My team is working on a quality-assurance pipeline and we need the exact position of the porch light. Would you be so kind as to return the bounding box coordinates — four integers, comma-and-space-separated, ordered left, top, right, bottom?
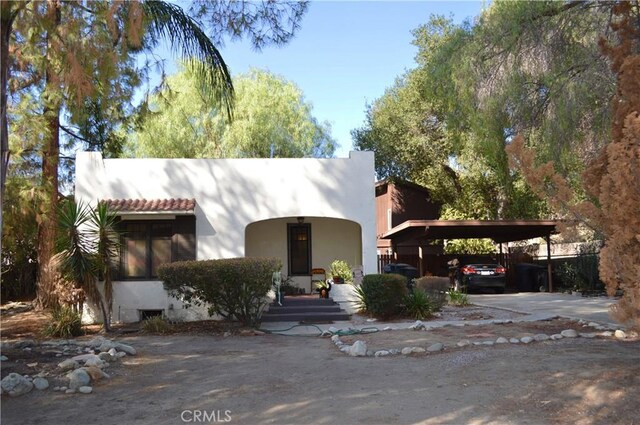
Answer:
297, 216, 305, 224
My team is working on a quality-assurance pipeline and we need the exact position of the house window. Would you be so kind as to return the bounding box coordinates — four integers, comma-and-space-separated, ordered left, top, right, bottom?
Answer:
287, 223, 311, 275
119, 216, 195, 280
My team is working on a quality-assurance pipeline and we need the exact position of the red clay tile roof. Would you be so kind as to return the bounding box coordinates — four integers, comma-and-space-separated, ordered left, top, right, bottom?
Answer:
103, 198, 196, 213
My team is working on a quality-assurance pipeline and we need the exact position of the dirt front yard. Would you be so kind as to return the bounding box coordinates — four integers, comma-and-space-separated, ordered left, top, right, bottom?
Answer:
2, 327, 639, 424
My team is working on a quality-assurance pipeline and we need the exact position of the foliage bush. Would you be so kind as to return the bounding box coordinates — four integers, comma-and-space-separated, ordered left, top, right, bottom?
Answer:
142, 316, 172, 334
159, 257, 282, 326
358, 273, 408, 319
447, 289, 470, 307
44, 306, 83, 338
414, 276, 449, 310
403, 289, 433, 320
329, 260, 353, 283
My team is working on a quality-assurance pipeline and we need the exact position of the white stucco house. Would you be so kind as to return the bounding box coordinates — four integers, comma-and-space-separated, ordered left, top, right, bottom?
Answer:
75, 151, 376, 323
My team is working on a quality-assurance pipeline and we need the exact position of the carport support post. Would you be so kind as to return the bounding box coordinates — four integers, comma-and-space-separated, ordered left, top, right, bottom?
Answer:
418, 245, 424, 277
546, 234, 553, 292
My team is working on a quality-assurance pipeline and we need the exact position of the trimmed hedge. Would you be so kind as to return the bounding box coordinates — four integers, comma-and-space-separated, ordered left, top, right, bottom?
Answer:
414, 276, 449, 310
159, 257, 282, 326
360, 273, 408, 319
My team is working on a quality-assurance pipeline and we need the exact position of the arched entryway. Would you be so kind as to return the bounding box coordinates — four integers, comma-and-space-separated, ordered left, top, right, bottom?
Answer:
245, 216, 362, 293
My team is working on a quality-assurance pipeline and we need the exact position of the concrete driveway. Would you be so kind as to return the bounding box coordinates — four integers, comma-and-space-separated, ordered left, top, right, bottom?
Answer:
468, 293, 621, 327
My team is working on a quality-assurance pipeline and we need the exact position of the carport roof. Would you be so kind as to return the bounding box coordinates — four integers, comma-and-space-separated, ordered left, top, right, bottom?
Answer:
380, 220, 558, 244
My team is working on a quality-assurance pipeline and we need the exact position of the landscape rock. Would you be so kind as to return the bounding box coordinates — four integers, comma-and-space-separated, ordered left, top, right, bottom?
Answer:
427, 343, 444, 352
401, 347, 413, 355
383, 326, 394, 331
98, 352, 114, 362
560, 329, 578, 338
349, 340, 367, 357
481, 341, 495, 346
58, 359, 80, 371
588, 322, 600, 328
84, 356, 105, 368
614, 330, 627, 339
67, 369, 91, 390
550, 334, 563, 340
14, 340, 36, 349
374, 350, 391, 357
495, 337, 508, 344
115, 352, 127, 358
579, 332, 597, 339
456, 339, 471, 347
520, 336, 534, 344
97, 341, 117, 352
534, 334, 550, 342
331, 335, 341, 344
71, 353, 100, 362
78, 386, 93, 394
82, 366, 109, 381
409, 320, 425, 330
33, 377, 49, 390
114, 343, 136, 356
1, 373, 34, 397
0, 355, 7, 361
82, 337, 107, 348
601, 331, 613, 337
65, 389, 76, 394
509, 338, 520, 344
339, 345, 351, 353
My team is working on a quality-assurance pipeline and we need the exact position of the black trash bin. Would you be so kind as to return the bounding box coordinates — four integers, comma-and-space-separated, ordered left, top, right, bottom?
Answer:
515, 263, 548, 292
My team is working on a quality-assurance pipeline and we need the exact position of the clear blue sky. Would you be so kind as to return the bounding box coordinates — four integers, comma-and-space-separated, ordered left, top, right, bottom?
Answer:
169, 1, 487, 157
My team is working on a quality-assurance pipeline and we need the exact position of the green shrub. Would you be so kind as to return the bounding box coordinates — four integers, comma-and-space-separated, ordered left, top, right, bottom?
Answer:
329, 260, 353, 283
414, 276, 449, 310
403, 289, 433, 320
44, 306, 83, 338
142, 316, 172, 334
359, 273, 407, 319
447, 289, 470, 306
159, 257, 282, 327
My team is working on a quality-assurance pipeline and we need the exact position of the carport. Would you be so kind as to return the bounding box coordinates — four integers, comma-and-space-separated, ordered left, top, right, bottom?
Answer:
380, 220, 559, 291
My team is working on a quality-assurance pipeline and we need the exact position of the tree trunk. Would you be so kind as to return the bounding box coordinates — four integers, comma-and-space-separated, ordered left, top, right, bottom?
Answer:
0, 2, 19, 274
35, 0, 61, 309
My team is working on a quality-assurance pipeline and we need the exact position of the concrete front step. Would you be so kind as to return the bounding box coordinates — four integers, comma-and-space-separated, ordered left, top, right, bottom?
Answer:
267, 305, 342, 314
260, 311, 352, 323
280, 297, 338, 306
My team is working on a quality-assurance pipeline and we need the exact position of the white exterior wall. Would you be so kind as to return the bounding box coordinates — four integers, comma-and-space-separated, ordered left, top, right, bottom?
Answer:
75, 151, 376, 323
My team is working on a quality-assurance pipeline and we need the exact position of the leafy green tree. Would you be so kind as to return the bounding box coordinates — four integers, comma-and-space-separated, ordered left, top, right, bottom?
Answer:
2, 1, 307, 308
130, 67, 335, 158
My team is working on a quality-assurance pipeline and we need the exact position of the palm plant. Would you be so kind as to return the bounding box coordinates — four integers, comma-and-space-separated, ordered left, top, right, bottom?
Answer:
54, 200, 120, 331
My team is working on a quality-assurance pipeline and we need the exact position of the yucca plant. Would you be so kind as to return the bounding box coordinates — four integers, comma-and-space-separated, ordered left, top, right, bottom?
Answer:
403, 289, 433, 320
44, 305, 83, 338
54, 200, 120, 331
447, 289, 470, 307
142, 315, 172, 334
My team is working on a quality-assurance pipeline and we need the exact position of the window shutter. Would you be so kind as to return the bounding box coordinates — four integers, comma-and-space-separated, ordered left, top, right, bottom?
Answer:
172, 216, 196, 261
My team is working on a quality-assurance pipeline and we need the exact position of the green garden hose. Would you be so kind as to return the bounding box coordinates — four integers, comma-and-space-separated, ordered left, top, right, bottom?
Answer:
259, 324, 380, 337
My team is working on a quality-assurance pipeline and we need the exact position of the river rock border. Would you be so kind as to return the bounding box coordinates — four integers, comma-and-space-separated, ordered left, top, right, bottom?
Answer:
0, 336, 136, 397
329, 317, 636, 358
